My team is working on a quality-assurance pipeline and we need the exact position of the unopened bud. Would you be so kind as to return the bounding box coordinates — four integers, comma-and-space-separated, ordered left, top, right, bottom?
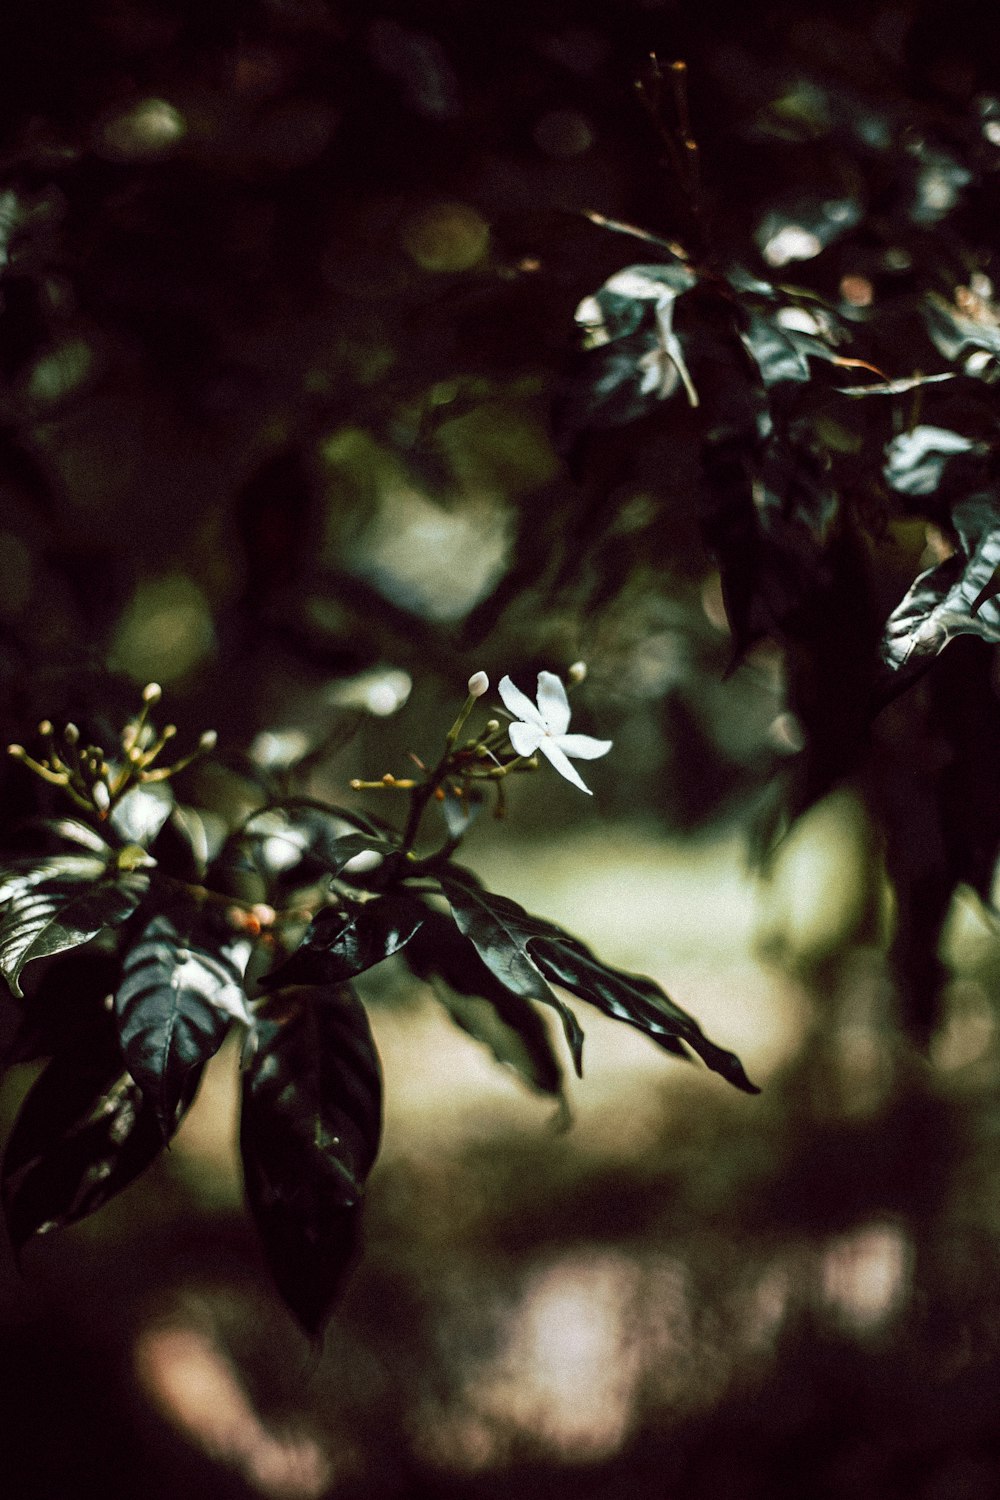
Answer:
64, 723, 80, 745
38, 720, 53, 737
198, 730, 217, 752
485, 719, 500, 734
468, 671, 489, 698
163, 724, 177, 741
7, 744, 25, 759
142, 683, 162, 704
567, 661, 587, 685
92, 782, 111, 814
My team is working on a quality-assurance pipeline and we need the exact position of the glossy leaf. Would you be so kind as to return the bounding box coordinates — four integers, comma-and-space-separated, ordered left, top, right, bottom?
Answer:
880, 494, 1000, 691
115, 913, 252, 1134
0, 870, 148, 997
240, 984, 383, 1335
530, 934, 759, 1093
2, 1036, 164, 1250
437, 867, 584, 1075
0, 852, 107, 906
403, 909, 563, 1097
439, 866, 757, 1093
264, 891, 425, 990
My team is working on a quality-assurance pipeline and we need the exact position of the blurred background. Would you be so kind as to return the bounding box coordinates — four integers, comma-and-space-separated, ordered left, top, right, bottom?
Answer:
3, 0, 1000, 1495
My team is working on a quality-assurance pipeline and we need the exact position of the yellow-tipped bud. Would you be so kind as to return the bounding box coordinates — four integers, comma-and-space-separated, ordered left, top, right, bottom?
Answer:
485, 719, 500, 734
199, 730, 218, 752
38, 720, 53, 737
64, 723, 80, 745
567, 661, 587, 685
467, 671, 489, 698
142, 683, 162, 704
7, 744, 25, 759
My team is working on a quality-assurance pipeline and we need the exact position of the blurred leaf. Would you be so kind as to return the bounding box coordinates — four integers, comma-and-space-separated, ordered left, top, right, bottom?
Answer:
439, 783, 484, 839
240, 984, 382, 1336
108, 782, 175, 848
2, 1042, 163, 1251
242, 803, 392, 889
0, 868, 147, 997
403, 909, 563, 1097
741, 307, 845, 388
924, 293, 1000, 363
115, 913, 251, 1135
882, 426, 981, 498
554, 262, 698, 453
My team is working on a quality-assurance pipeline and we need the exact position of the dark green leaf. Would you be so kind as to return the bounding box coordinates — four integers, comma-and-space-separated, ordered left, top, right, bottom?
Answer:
439, 866, 758, 1093
241, 984, 382, 1336
403, 910, 563, 1097
0, 852, 107, 906
2, 1036, 164, 1250
880, 494, 1000, 692
0, 870, 148, 997
264, 891, 425, 990
115, 914, 251, 1135
529, 934, 759, 1094
436, 867, 585, 1075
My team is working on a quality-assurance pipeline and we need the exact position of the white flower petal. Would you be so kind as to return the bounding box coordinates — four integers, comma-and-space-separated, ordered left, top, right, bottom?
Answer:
498, 675, 545, 728
535, 671, 571, 735
555, 733, 613, 761
508, 720, 544, 757
538, 737, 593, 794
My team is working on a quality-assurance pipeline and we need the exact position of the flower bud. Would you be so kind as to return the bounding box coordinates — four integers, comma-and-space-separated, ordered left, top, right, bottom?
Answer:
198, 730, 218, 752
92, 781, 111, 814
567, 661, 587, 685
467, 671, 489, 698
142, 683, 162, 704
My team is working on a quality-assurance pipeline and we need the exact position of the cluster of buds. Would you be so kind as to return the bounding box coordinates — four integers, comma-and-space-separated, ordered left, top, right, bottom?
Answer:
8, 683, 218, 819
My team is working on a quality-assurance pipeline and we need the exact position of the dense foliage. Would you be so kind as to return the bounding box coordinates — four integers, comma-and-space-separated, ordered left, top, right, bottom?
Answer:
5, 12, 1000, 1492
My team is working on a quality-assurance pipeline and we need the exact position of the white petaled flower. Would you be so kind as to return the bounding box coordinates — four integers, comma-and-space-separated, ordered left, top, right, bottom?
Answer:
498, 671, 612, 795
